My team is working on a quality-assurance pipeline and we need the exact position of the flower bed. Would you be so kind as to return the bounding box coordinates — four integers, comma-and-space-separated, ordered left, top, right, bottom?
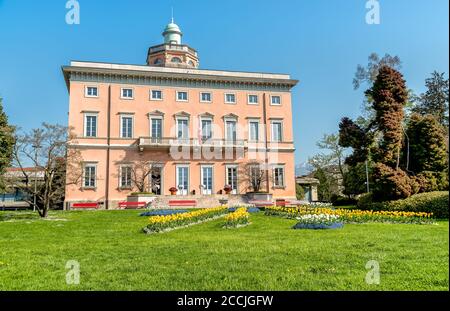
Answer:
265, 206, 434, 224
143, 207, 228, 233
293, 214, 343, 230
140, 209, 188, 217
223, 207, 250, 228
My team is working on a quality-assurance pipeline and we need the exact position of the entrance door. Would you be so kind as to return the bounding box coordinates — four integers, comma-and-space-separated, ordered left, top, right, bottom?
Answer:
226, 166, 238, 194
201, 166, 213, 195
176, 165, 189, 195
150, 165, 162, 195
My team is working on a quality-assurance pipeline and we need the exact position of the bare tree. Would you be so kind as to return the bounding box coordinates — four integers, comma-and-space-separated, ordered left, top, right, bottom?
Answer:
240, 161, 270, 193
12, 123, 82, 218
115, 159, 161, 193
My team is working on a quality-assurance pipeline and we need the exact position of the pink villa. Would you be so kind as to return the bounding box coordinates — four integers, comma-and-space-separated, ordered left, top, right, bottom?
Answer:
62, 20, 298, 209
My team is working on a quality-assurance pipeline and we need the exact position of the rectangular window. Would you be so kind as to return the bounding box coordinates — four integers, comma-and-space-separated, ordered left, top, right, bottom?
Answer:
176, 91, 188, 101
151, 118, 162, 139
121, 115, 133, 138
85, 86, 98, 97
84, 114, 97, 137
248, 94, 258, 104
121, 88, 133, 99
120, 166, 132, 188
150, 90, 163, 100
200, 92, 212, 103
271, 121, 283, 142
176, 119, 189, 140
249, 121, 259, 141
84, 164, 96, 188
226, 166, 238, 194
271, 95, 281, 105
273, 166, 285, 187
225, 120, 237, 142
201, 119, 212, 140
225, 93, 236, 104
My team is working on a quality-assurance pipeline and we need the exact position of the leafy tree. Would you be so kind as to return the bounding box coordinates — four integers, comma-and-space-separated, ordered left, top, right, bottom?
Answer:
412, 71, 449, 129
353, 53, 402, 90
372, 163, 418, 201
0, 97, 15, 191
342, 162, 371, 197
312, 167, 334, 202
338, 117, 372, 166
405, 113, 448, 173
295, 183, 305, 200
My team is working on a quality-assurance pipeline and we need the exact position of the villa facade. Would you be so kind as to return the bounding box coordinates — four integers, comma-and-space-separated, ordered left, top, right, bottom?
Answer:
63, 20, 298, 209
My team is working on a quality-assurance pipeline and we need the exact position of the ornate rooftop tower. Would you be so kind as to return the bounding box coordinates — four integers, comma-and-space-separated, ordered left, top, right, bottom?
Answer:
146, 18, 199, 68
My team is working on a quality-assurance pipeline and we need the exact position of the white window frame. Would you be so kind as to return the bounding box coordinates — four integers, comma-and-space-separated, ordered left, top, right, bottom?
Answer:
270, 95, 282, 106
83, 113, 98, 138
83, 163, 97, 188
120, 87, 134, 100
85, 86, 98, 98
272, 165, 286, 188
224, 93, 236, 104
225, 164, 238, 194
150, 89, 163, 101
248, 119, 260, 142
247, 94, 259, 105
224, 117, 238, 141
200, 91, 212, 103
200, 165, 214, 195
176, 164, 190, 195
149, 116, 163, 139
200, 117, 213, 141
176, 117, 190, 140
119, 165, 133, 189
120, 114, 134, 139
270, 120, 283, 142
176, 90, 189, 102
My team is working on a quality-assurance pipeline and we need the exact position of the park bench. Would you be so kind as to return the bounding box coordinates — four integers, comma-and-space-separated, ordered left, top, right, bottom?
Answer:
118, 201, 147, 209
71, 202, 99, 209
168, 199, 197, 207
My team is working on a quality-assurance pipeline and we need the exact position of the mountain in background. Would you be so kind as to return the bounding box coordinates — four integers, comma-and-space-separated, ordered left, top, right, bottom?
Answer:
295, 162, 313, 177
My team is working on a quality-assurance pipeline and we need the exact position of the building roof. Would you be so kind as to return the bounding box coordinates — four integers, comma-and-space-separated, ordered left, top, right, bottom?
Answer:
5, 167, 45, 179
296, 176, 320, 185
62, 61, 298, 91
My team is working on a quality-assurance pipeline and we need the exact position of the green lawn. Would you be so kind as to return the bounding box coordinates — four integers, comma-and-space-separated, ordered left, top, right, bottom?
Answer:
0, 210, 448, 290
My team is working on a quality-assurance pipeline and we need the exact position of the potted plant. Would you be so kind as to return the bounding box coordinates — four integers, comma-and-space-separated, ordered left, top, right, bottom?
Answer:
223, 184, 232, 194
169, 187, 178, 195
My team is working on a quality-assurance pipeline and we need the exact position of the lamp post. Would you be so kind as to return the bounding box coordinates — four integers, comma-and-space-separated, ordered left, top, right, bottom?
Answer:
32, 144, 40, 212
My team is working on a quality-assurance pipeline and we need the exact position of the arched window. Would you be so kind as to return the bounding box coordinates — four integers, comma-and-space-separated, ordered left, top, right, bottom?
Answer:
153, 58, 163, 65
188, 60, 195, 67
171, 57, 182, 63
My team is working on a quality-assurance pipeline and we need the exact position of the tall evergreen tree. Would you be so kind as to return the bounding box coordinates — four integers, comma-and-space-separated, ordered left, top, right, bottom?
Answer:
412, 71, 449, 129
0, 98, 15, 190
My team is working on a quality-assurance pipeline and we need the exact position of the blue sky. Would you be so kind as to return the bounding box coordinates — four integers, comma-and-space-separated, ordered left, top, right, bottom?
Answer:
0, 0, 448, 166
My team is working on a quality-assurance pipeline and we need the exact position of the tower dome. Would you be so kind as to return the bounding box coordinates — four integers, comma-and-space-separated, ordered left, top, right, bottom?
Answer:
162, 19, 182, 44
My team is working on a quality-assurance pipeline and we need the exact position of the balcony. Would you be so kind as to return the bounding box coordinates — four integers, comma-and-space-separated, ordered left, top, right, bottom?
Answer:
138, 137, 247, 150
148, 44, 198, 57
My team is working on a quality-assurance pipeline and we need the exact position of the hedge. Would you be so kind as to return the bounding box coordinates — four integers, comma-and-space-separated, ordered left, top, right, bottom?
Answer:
357, 191, 449, 219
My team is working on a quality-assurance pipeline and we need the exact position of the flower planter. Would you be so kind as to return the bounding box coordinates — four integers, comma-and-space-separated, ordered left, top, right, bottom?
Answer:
246, 192, 273, 202
127, 193, 156, 205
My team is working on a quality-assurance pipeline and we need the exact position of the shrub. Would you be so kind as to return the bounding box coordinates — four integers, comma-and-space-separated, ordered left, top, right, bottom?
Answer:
331, 195, 357, 206
357, 193, 387, 211
386, 191, 449, 219
414, 171, 449, 193
296, 184, 305, 200
372, 163, 418, 201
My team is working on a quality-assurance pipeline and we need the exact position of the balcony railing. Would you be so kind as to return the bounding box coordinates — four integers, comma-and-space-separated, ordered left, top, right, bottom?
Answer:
139, 137, 246, 148
149, 44, 198, 56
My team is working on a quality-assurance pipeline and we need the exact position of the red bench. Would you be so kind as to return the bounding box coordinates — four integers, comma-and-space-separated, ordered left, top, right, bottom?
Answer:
168, 200, 197, 207
71, 202, 99, 209
248, 200, 274, 207
118, 201, 147, 209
